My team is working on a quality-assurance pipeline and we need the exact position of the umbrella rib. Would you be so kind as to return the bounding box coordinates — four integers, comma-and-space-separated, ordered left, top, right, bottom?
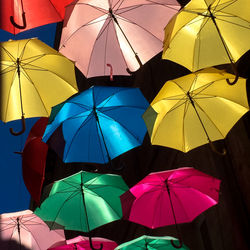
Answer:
19, 67, 50, 116
115, 15, 162, 42
47, 0, 64, 19
97, 111, 144, 144
46, 189, 82, 230
192, 98, 225, 138
215, 15, 250, 29
59, 15, 108, 50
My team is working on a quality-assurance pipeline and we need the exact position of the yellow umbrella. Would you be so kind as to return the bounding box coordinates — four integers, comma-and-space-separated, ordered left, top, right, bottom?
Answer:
143, 68, 249, 154
0, 38, 78, 135
162, 0, 250, 85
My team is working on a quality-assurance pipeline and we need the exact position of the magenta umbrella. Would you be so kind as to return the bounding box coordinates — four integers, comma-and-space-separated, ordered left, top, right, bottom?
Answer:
120, 167, 221, 248
0, 210, 65, 250
59, 0, 180, 78
49, 236, 118, 250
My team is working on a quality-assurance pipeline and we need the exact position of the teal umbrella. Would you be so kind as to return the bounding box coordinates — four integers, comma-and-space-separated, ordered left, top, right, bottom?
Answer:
115, 235, 190, 250
35, 171, 128, 249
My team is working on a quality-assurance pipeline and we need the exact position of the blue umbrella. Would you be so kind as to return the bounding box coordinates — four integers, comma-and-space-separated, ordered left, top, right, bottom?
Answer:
42, 86, 149, 164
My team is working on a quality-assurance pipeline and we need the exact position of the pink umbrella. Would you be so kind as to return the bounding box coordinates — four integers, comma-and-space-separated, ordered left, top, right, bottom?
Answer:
59, 0, 180, 78
0, 209, 65, 250
120, 167, 221, 247
22, 117, 49, 205
49, 235, 118, 250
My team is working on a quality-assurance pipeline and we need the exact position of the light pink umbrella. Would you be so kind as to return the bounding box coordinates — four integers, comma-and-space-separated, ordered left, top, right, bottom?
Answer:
120, 167, 221, 247
59, 0, 180, 78
0, 210, 65, 250
49, 235, 118, 250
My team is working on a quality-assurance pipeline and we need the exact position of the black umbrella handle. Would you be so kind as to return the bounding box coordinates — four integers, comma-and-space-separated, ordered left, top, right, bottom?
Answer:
10, 12, 27, 29
10, 115, 26, 136
89, 236, 103, 250
226, 63, 239, 85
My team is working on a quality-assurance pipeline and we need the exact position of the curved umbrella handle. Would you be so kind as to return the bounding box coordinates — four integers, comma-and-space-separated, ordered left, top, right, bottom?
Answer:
171, 239, 183, 248
10, 12, 27, 29
209, 140, 226, 156
226, 63, 239, 85
106, 64, 113, 81
89, 236, 103, 250
10, 115, 26, 136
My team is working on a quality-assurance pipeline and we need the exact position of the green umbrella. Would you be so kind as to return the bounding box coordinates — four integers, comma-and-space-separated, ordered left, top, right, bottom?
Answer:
115, 235, 190, 250
35, 171, 128, 249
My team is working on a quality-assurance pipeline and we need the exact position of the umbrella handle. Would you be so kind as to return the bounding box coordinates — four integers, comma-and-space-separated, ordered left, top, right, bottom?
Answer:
89, 236, 103, 250
106, 64, 113, 81
209, 140, 226, 156
171, 239, 183, 249
226, 63, 239, 85
10, 12, 27, 29
10, 115, 26, 136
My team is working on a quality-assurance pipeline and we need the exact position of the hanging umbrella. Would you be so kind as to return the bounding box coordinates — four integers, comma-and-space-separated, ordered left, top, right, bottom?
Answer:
49, 235, 118, 250
35, 171, 129, 250
21, 117, 49, 205
0, 38, 78, 135
59, 0, 181, 78
0, 0, 73, 34
0, 209, 65, 250
120, 167, 221, 247
42, 86, 149, 165
115, 235, 190, 250
142, 68, 249, 154
162, 0, 250, 85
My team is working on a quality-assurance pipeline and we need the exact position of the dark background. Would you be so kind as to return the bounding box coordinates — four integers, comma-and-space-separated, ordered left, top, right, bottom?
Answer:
41, 1, 250, 249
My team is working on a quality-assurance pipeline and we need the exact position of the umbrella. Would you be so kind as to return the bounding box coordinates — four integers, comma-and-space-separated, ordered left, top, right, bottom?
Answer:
49, 235, 118, 249
162, 0, 250, 85
59, 0, 181, 78
115, 235, 190, 249
21, 117, 49, 205
0, 209, 65, 250
0, 0, 73, 34
34, 171, 129, 250
142, 68, 249, 154
0, 38, 78, 135
120, 167, 221, 247
42, 86, 149, 165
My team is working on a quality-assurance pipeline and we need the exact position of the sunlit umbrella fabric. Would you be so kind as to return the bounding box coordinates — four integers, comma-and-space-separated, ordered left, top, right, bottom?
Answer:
143, 68, 249, 153
162, 0, 250, 72
0, 38, 78, 123
121, 167, 221, 228
43, 86, 149, 163
115, 235, 190, 250
0, 209, 65, 250
35, 171, 129, 232
0, 0, 73, 34
59, 0, 180, 77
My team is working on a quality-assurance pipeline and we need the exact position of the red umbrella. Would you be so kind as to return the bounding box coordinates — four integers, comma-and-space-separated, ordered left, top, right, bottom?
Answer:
121, 167, 221, 247
22, 117, 48, 204
59, 0, 181, 78
49, 235, 118, 250
0, 0, 73, 34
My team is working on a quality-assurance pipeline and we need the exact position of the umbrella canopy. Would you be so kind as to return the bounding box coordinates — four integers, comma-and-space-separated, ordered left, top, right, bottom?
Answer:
0, 209, 65, 250
42, 86, 149, 164
22, 117, 49, 205
142, 68, 249, 153
0, 0, 73, 34
49, 235, 118, 250
115, 235, 190, 250
121, 167, 221, 228
162, 0, 250, 83
34, 171, 129, 232
0, 38, 78, 135
59, 0, 180, 77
